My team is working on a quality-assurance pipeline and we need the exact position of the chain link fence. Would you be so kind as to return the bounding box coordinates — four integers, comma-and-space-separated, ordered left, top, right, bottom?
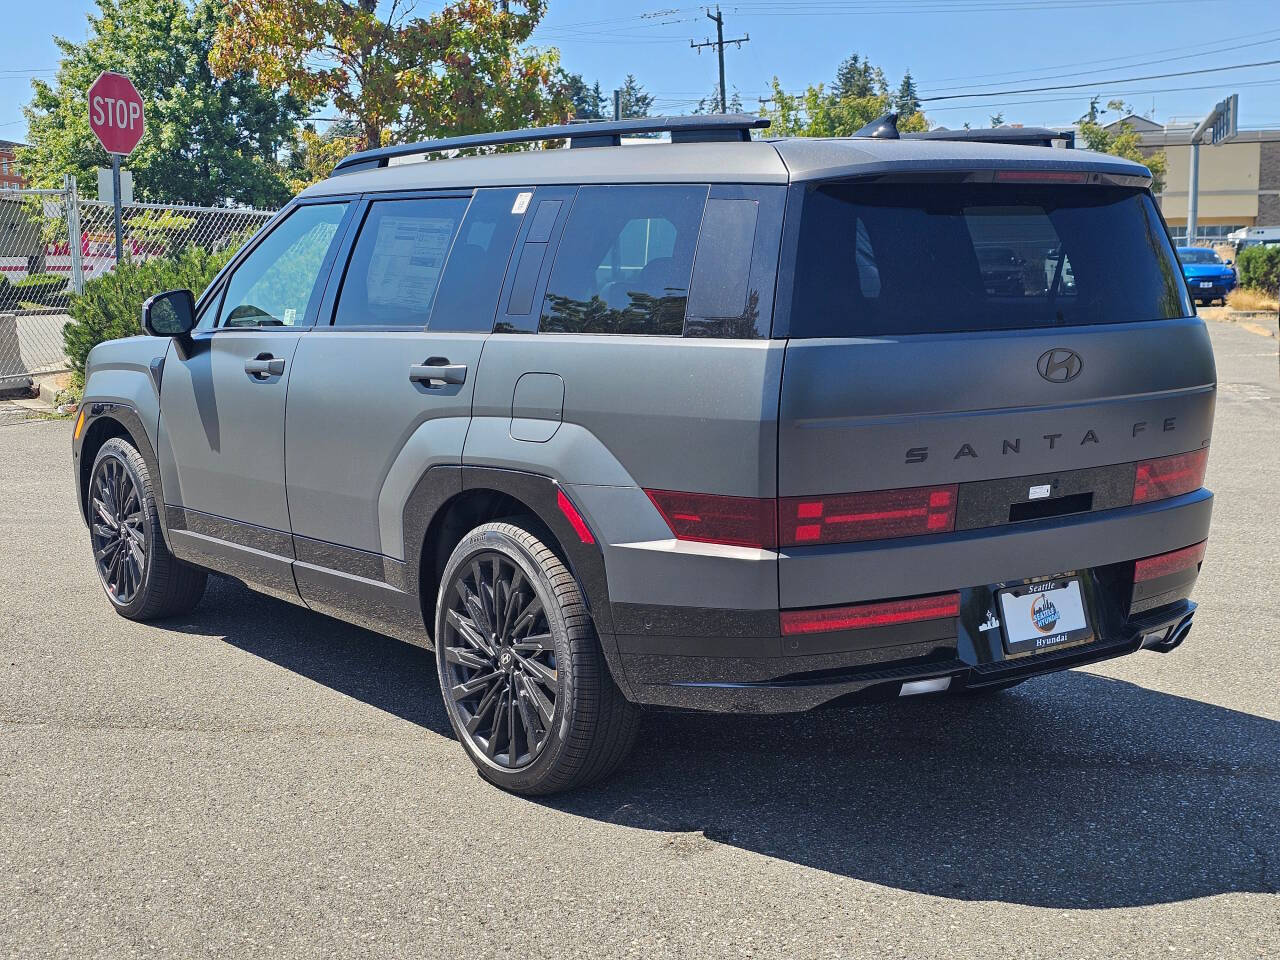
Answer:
0, 178, 274, 387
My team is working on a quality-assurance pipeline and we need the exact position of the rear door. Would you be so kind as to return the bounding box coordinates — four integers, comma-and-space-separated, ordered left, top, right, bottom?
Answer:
283, 188, 528, 635
774, 178, 1215, 607
158, 199, 352, 600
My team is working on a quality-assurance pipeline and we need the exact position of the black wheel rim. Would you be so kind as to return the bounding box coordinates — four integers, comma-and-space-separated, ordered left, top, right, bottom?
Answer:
90, 456, 146, 605
441, 551, 557, 769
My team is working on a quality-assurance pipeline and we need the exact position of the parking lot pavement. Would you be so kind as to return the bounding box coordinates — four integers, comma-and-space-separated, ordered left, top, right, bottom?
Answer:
1, 319, 1277, 960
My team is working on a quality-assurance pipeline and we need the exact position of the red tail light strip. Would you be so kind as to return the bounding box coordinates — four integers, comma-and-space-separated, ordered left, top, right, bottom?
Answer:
556, 489, 596, 545
779, 485, 957, 546
1133, 540, 1207, 583
780, 592, 961, 636
1133, 449, 1209, 504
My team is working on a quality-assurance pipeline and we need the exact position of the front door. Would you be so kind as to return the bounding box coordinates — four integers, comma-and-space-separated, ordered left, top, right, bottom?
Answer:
284, 189, 530, 637
157, 200, 352, 599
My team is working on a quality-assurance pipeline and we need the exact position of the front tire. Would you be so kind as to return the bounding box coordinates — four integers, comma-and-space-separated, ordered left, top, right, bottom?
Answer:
435, 521, 638, 795
88, 437, 207, 620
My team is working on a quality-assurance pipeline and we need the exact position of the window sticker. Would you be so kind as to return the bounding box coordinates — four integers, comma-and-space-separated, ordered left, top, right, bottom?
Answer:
366, 216, 456, 309
512, 191, 532, 215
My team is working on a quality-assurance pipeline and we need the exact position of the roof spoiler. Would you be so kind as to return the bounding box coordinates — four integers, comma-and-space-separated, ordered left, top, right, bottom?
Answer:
903, 127, 1076, 149
329, 114, 772, 176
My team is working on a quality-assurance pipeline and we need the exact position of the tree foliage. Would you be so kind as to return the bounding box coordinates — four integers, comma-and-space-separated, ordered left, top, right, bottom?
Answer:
693, 85, 744, 115
760, 78, 929, 138
833, 52, 887, 100
1077, 99, 1167, 193
20, 0, 303, 208
212, 0, 570, 150
894, 70, 920, 116
617, 74, 654, 120
563, 72, 609, 120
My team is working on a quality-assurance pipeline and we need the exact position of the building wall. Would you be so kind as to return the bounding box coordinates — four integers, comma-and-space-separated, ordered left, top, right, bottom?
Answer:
1259, 141, 1280, 226
1157, 140, 1260, 226
0, 148, 26, 190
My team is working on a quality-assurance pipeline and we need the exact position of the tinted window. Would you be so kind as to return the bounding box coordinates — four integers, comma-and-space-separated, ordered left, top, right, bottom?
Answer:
429, 189, 529, 332
332, 197, 468, 328
789, 183, 1190, 337
218, 203, 348, 328
686, 198, 759, 336
540, 185, 707, 335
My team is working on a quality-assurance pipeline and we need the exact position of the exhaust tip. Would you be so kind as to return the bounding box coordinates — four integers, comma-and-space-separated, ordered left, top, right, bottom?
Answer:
1145, 614, 1194, 653
900, 676, 952, 696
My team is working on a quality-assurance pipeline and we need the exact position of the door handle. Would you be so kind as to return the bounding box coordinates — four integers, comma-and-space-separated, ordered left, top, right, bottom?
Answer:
245, 355, 286, 378
409, 358, 468, 386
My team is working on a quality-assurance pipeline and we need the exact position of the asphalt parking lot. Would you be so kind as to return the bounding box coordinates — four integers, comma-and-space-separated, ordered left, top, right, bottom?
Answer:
1, 319, 1277, 959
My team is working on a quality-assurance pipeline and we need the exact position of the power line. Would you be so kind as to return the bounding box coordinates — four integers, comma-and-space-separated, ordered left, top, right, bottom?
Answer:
919, 57, 1280, 102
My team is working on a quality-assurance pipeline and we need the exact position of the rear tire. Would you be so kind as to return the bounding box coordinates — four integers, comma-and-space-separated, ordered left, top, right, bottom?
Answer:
435, 520, 639, 795
88, 437, 207, 621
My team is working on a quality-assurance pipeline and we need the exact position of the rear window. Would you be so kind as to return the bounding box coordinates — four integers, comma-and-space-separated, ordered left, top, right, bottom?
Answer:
788, 182, 1190, 338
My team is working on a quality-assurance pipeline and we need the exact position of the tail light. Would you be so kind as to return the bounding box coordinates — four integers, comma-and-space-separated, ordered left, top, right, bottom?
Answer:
1134, 540, 1207, 583
780, 592, 961, 636
778, 485, 957, 546
1133, 448, 1208, 504
644, 489, 777, 549
994, 169, 1089, 183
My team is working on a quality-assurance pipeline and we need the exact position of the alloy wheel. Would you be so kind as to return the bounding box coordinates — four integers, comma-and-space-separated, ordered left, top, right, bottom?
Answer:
441, 551, 558, 769
89, 456, 146, 605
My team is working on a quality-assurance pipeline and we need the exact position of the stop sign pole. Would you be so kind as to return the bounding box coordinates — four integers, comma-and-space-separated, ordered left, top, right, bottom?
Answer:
87, 71, 146, 265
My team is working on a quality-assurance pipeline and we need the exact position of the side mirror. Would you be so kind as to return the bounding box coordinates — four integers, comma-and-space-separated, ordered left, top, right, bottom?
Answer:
142, 289, 196, 338
1225, 259, 1234, 265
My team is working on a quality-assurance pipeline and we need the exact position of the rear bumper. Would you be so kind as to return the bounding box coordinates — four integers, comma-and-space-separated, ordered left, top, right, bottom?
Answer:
606, 490, 1211, 712
621, 600, 1196, 713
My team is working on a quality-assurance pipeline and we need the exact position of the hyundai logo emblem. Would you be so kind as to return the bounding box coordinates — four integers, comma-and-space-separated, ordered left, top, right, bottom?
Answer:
1037, 348, 1083, 383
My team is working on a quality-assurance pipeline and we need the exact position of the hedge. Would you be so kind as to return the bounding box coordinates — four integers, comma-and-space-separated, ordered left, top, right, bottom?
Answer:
1236, 245, 1280, 294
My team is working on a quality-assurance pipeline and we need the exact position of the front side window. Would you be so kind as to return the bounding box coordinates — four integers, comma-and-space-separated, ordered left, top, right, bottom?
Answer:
540, 185, 708, 335
217, 203, 348, 328
332, 197, 469, 328
789, 182, 1190, 337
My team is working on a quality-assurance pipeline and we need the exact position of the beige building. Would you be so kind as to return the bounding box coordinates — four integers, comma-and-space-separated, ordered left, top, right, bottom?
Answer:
1104, 115, 1280, 242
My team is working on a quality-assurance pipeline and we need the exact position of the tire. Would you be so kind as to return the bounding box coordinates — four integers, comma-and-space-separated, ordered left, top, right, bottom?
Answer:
87, 437, 207, 621
435, 520, 639, 795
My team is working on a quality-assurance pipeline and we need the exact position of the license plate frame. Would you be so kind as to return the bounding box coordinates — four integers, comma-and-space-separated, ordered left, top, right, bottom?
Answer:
1198, 281, 1214, 288
998, 576, 1094, 657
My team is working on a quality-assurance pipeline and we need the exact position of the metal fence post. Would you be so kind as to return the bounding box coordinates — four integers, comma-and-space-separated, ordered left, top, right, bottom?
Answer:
64, 174, 86, 296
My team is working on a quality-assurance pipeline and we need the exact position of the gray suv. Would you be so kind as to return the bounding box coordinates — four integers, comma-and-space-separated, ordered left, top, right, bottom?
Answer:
72, 115, 1214, 794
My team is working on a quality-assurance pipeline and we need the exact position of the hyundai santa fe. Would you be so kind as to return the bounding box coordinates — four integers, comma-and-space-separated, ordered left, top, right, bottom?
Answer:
71, 114, 1214, 795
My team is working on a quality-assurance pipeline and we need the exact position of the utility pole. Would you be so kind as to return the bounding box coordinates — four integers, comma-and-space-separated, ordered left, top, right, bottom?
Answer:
690, 6, 748, 114
613, 89, 621, 121
1186, 93, 1238, 244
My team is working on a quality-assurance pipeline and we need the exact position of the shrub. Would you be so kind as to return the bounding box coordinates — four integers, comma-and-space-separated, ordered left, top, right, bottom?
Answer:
11, 273, 72, 309
1236, 245, 1280, 294
63, 246, 236, 378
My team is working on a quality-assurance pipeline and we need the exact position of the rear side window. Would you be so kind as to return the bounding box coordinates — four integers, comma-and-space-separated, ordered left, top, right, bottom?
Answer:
788, 182, 1190, 337
429, 188, 527, 332
539, 185, 708, 335
332, 197, 468, 328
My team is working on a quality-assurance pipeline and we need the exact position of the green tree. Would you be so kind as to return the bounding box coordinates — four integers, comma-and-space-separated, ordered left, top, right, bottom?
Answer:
212, 0, 569, 151
618, 74, 654, 119
563, 72, 608, 120
760, 77, 929, 138
832, 52, 886, 100
894, 70, 920, 116
989, 112, 1005, 127
1078, 99, 1167, 192
692, 84, 744, 115
19, 0, 303, 208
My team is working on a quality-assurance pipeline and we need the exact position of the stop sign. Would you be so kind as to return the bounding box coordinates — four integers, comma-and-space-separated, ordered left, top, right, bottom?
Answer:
88, 71, 145, 156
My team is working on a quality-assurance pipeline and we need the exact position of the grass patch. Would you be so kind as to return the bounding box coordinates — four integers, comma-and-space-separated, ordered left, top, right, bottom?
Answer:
1226, 288, 1279, 313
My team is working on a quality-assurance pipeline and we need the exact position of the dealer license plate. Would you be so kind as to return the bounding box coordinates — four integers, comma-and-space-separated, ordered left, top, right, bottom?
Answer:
998, 577, 1093, 657
1198, 281, 1214, 288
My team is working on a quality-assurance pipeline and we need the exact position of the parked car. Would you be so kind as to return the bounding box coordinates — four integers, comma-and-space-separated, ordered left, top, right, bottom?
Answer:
1176, 246, 1236, 305
72, 116, 1214, 795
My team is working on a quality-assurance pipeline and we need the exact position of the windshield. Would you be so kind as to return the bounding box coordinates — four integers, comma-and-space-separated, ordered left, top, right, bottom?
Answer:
1177, 248, 1222, 264
788, 182, 1191, 337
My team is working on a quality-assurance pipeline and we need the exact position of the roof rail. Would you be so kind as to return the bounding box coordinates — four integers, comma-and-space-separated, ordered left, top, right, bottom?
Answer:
329, 114, 771, 176
903, 127, 1076, 149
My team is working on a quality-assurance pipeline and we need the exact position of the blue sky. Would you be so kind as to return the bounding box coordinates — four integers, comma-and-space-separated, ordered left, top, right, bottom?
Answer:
3, 0, 1280, 144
